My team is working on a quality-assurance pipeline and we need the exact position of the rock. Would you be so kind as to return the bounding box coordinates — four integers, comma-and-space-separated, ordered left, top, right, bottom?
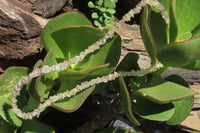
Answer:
115, 23, 151, 68
162, 68, 200, 84
110, 115, 142, 132
0, 0, 49, 60
180, 110, 200, 132
32, 0, 67, 18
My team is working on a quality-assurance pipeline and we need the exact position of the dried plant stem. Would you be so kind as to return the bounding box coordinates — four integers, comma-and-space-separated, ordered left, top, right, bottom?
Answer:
11, 0, 168, 120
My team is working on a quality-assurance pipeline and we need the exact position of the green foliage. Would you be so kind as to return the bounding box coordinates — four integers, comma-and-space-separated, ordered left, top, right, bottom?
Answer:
0, 116, 17, 133
0, 67, 29, 96
140, 0, 200, 68
20, 120, 55, 133
33, 12, 121, 112
0, 0, 199, 131
88, 0, 118, 29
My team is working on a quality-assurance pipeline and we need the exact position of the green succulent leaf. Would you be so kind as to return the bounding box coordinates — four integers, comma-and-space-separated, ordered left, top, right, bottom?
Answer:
35, 50, 58, 101
20, 120, 55, 133
94, 20, 102, 28
0, 67, 29, 95
51, 81, 95, 112
41, 11, 93, 59
168, 0, 178, 43
141, 0, 200, 67
107, 9, 116, 14
106, 23, 114, 29
51, 26, 105, 61
175, 0, 200, 40
113, 53, 139, 91
59, 64, 109, 80
88, 1, 95, 8
104, 0, 117, 8
97, 0, 104, 6
92, 12, 99, 19
51, 26, 121, 79
0, 94, 22, 127
133, 95, 175, 121
99, 7, 106, 12
140, 5, 168, 64
192, 24, 200, 38
183, 59, 200, 70
135, 76, 197, 104
157, 36, 200, 67
164, 75, 194, 125
0, 116, 17, 133
28, 60, 43, 101
119, 76, 140, 126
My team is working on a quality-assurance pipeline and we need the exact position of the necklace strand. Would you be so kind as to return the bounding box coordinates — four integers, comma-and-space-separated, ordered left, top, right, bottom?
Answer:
11, 0, 168, 120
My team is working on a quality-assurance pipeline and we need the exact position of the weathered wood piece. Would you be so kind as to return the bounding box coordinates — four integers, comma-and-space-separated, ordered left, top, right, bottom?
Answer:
0, 0, 49, 59
32, 0, 68, 18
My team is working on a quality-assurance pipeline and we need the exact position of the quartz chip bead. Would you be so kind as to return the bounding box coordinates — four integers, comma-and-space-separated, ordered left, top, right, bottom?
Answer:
122, 14, 132, 22
41, 65, 51, 73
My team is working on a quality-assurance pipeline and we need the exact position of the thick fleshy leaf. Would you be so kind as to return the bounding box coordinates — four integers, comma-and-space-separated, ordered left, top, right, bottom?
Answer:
164, 75, 194, 125
156, 0, 178, 43
175, 0, 200, 40
133, 95, 175, 121
0, 116, 17, 133
113, 53, 139, 91
20, 120, 55, 133
41, 11, 93, 59
51, 26, 105, 60
51, 81, 95, 112
28, 60, 43, 101
192, 24, 200, 38
0, 94, 22, 127
104, 0, 116, 8
51, 26, 121, 79
167, 96, 193, 125
119, 76, 140, 126
135, 76, 197, 104
168, 0, 178, 43
116, 53, 139, 72
157, 36, 200, 67
59, 64, 109, 80
140, 5, 168, 64
183, 59, 200, 70
35, 50, 58, 100
0, 67, 29, 95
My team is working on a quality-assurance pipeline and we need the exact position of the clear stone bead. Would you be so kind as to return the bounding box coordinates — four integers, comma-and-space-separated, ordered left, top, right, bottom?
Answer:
41, 65, 50, 73
129, 10, 135, 18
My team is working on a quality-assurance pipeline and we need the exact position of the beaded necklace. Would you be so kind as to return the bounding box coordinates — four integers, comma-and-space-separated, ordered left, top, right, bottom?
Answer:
11, 0, 169, 120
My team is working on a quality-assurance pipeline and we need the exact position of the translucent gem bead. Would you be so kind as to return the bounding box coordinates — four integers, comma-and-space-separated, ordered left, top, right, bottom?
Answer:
41, 65, 50, 73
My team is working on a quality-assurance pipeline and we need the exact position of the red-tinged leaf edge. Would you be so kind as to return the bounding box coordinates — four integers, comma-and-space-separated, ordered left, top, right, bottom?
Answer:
28, 60, 43, 101
51, 85, 95, 112
119, 76, 140, 126
158, 36, 200, 67
59, 63, 110, 80
135, 77, 197, 104
0, 66, 29, 96
41, 11, 94, 59
140, 5, 157, 64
